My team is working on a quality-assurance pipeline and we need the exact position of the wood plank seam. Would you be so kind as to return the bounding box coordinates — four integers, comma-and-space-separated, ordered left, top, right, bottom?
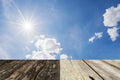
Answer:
83, 60, 104, 80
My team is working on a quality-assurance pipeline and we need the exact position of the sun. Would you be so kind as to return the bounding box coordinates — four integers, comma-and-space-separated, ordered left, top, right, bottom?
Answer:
12, 15, 38, 37
19, 18, 36, 36
22, 20, 33, 32
5, 1, 39, 38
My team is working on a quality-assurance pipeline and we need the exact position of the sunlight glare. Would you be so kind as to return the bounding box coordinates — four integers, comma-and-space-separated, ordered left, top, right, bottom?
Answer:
22, 20, 33, 32
18, 17, 37, 37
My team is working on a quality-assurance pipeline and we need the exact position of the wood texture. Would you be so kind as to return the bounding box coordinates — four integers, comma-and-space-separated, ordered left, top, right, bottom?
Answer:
0, 60, 120, 80
60, 60, 120, 80
0, 60, 60, 80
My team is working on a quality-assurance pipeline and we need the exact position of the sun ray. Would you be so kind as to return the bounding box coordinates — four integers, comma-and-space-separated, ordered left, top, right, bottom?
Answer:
9, 1, 38, 37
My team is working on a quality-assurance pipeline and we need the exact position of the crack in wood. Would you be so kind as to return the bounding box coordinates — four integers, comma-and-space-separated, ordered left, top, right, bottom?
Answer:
83, 60, 105, 80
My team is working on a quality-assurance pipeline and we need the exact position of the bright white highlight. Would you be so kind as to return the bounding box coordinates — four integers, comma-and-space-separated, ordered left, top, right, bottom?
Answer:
1, 0, 37, 37
23, 21, 33, 31
19, 18, 36, 36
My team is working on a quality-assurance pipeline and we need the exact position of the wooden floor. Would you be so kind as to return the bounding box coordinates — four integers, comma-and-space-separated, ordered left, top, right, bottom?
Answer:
0, 60, 60, 80
60, 60, 120, 80
0, 60, 120, 80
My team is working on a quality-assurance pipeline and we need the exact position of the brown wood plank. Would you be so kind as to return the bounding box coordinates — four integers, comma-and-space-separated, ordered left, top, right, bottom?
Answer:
6, 61, 37, 80
0, 61, 27, 80
0, 60, 60, 80
35, 60, 60, 80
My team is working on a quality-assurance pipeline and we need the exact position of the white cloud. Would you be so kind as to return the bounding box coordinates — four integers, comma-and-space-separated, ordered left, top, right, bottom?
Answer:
107, 27, 119, 41
95, 32, 103, 38
35, 37, 62, 54
0, 47, 9, 59
60, 54, 72, 60
26, 35, 62, 59
89, 32, 103, 43
89, 36, 95, 43
26, 51, 56, 59
25, 54, 31, 59
103, 4, 120, 41
60, 54, 68, 60
103, 4, 120, 27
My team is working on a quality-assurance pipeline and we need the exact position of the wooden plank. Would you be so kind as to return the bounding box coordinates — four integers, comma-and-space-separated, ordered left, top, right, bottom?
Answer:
0, 60, 12, 66
61, 60, 120, 80
0, 60, 60, 80
60, 60, 91, 80
0, 61, 21, 71
6, 61, 37, 80
86, 60, 120, 80
78, 60, 103, 80
35, 60, 60, 80
0, 61, 27, 80
0, 60, 120, 80
103, 60, 120, 70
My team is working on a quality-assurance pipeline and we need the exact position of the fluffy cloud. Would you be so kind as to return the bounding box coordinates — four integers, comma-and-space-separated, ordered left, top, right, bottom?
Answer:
103, 4, 120, 41
0, 47, 9, 59
89, 32, 103, 43
35, 37, 62, 54
107, 27, 119, 41
26, 51, 56, 59
26, 35, 62, 59
103, 4, 120, 27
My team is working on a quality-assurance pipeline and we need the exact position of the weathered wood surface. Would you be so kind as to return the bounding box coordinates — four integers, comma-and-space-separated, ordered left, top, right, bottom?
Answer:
0, 60, 120, 80
0, 60, 60, 80
60, 60, 120, 80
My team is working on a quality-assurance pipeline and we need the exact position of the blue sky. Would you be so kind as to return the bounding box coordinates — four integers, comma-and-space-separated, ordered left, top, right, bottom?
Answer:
0, 0, 120, 59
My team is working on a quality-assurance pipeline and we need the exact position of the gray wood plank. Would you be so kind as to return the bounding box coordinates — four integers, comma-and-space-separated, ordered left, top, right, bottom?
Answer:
86, 60, 120, 80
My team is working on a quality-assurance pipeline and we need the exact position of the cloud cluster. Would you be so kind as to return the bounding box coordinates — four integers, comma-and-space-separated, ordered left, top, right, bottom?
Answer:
26, 35, 71, 59
26, 35, 62, 59
89, 32, 103, 43
103, 4, 120, 41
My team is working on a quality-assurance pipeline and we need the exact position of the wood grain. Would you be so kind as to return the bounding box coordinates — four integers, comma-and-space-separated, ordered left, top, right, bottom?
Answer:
0, 60, 120, 80
0, 60, 60, 80
60, 60, 120, 80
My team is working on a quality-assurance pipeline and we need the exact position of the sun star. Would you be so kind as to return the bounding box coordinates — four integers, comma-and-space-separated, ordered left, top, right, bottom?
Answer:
22, 20, 33, 32
18, 18, 37, 36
